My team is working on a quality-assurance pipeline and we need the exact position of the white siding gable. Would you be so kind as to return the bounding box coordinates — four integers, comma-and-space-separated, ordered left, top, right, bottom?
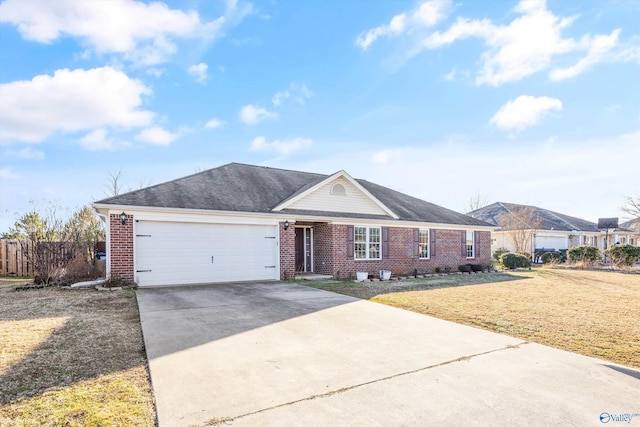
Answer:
287, 176, 391, 216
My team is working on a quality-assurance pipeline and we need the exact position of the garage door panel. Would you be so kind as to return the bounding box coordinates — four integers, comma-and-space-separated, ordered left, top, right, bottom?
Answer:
134, 221, 278, 286
535, 236, 567, 250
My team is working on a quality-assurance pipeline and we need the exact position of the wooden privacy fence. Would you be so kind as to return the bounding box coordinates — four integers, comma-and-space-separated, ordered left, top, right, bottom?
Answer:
0, 239, 78, 277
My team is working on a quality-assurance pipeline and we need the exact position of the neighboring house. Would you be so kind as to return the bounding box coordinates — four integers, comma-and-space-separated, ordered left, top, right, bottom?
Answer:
468, 202, 636, 257
93, 163, 493, 287
621, 218, 640, 246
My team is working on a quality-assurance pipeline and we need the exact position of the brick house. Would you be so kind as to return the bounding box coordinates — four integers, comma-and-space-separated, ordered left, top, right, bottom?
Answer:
93, 163, 493, 287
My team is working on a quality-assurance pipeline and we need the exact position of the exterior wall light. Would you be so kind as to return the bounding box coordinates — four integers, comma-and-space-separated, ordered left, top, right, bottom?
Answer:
120, 212, 128, 225
284, 220, 290, 230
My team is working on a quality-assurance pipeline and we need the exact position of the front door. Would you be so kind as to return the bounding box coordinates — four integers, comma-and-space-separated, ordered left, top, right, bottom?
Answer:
294, 227, 313, 272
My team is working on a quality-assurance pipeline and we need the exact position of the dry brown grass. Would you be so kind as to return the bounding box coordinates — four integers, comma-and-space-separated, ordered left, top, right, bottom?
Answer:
309, 269, 640, 368
0, 278, 155, 426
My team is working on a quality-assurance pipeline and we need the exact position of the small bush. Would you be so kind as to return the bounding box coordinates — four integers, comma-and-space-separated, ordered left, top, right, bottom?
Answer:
605, 244, 640, 267
458, 264, 472, 273
499, 252, 531, 269
541, 251, 564, 265
470, 264, 483, 272
493, 248, 509, 261
434, 266, 442, 274
567, 245, 600, 265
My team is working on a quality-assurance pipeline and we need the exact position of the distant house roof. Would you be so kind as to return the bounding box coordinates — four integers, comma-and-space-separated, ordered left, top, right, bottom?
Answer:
621, 218, 640, 233
95, 162, 489, 227
467, 202, 599, 232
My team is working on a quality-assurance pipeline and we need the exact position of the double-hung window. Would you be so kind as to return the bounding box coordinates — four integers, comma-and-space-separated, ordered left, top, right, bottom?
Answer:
466, 230, 474, 258
354, 226, 381, 259
419, 229, 430, 259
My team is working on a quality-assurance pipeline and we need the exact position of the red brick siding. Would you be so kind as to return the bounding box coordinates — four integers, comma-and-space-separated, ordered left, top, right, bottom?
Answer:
282, 224, 491, 279
312, 222, 334, 275
109, 213, 134, 282
279, 221, 295, 280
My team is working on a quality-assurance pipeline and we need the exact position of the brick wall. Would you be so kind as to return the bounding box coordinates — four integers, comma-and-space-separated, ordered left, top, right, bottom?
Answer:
279, 221, 295, 280
293, 223, 491, 279
109, 213, 134, 282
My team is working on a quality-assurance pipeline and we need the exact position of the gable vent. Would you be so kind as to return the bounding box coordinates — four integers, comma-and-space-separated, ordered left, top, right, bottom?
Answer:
331, 183, 346, 196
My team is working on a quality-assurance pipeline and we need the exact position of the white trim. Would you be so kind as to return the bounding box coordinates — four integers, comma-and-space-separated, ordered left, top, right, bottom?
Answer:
92, 203, 495, 231
271, 170, 400, 219
295, 226, 314, 273
354, 225, 382, 260
418, 228, 430, 259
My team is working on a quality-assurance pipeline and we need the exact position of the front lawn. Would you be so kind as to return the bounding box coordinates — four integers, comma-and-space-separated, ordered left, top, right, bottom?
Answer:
307, 269, 640, 368
0, 279, 156, 426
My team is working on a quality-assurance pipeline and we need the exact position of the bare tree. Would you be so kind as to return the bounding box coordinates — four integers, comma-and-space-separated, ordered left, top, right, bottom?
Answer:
499, 206, 542, 255
104, 168, 124, 197
465, 193, 490, 213
621, 195, 640, 220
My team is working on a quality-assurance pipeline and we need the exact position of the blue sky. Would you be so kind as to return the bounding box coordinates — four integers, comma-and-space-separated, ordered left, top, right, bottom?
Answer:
1, 0, 639, 232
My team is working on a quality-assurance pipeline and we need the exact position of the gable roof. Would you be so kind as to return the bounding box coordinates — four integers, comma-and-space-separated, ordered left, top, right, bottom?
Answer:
467, 202, 598, 232
95, 162, 489, 227
272, 170, 399, 219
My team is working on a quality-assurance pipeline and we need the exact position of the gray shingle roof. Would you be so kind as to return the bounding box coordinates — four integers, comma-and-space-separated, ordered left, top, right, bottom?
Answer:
468, 202, 598, 232
95, 162, 489, 227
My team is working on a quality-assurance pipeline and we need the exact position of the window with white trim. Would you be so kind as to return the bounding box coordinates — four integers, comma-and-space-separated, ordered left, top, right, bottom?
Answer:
354, 226, 381, 259
419, 229, 430, 259
466, 230, 474, 258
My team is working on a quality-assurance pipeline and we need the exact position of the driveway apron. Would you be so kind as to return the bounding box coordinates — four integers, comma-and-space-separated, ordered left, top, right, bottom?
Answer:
137, 282, 640, 426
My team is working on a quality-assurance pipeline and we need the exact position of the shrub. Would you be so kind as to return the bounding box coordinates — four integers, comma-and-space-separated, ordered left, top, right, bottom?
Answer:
499, 252, 531, 269
458, 264, 472, 273
605, 244, 640, 267
470, 264, 483, 272
434, 266, 442, 274
493, 248, 509, 261
541, 251, 564, 265
567, 245, 600, 265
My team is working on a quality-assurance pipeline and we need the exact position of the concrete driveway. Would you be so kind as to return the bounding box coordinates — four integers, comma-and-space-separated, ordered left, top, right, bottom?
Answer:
137, 282, 639, 426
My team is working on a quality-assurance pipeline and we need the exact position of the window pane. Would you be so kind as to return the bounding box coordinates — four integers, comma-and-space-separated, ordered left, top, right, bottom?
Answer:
419, 229, 429, 258
369, 227, 381, 243
354, 243, 367, 259
355, 227, 367, 243
369, 243, 380, 259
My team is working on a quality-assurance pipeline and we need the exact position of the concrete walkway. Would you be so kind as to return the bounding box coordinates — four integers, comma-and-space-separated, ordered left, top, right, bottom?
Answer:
137, 282, 640, 427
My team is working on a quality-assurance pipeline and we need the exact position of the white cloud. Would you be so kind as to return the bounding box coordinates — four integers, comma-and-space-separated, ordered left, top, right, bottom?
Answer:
188, 62, 208, 83
204, 118, 225, 129
550, 30, 620, 81
356, 0, 451, 49
0, 0, 227, 66
372, 150, 394, 164
9, 147, 45, 159
135, 127, 178, 145
0, 167, 20, 179
490, 95, 562, 131
78, 128, 118, 151
250, 136, 312, 155
0, 67, 154, 143
272, 90, 289, 107
425, 1, 578, 85
421, 0, 626, 86
272, 83, 313, 107
239, 104, 278, 125
443, 67, 457, 81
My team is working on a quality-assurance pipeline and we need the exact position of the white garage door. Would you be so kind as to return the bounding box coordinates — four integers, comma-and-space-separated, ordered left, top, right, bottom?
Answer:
535, 235, 567, 251
134, 221, 279, 287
